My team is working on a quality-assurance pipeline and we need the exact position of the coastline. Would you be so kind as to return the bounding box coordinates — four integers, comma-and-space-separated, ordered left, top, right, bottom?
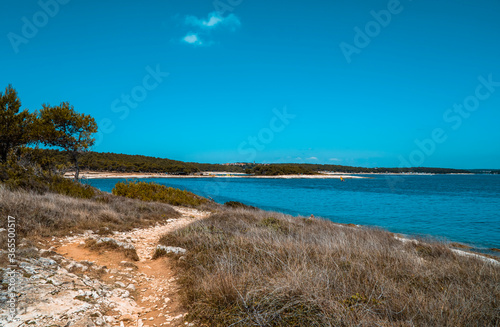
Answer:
67, 171, 499, 260
66, 171, 368, 179
393, 236, 499, 265
64, 171, 481, 180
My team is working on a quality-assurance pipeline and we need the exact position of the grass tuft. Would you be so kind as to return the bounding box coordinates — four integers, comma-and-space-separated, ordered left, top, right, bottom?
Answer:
85, 237, 139, 261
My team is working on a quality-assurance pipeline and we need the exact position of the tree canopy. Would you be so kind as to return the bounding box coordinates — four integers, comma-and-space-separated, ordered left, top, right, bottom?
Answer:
37, 102, 98, 180
0, 85, 35, 162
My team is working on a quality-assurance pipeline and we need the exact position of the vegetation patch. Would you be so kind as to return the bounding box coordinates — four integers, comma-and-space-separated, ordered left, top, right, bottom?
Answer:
223, 201, 258, 210
0, 161, 95, 199
260, 216, 288, 234
0, 184, 180, 241
112, 180, 210, 208
84, 237, 139, 261
159, 208, 500, 326
449, 242, 472, 249
342, 292, 384, 310
74, 295, 96, 304
246, 164, 317, 176
28, 149, 477, 175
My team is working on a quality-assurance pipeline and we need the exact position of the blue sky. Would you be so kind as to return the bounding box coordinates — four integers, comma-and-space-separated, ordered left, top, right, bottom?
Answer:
1, 0, 499, 168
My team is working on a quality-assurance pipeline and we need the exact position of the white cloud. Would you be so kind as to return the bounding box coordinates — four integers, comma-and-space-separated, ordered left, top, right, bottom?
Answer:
306, 157, 318, 160
185, 12, 241, 30
181, 12, 240, 47
182, 33, 202, 45
204, 15, 222, 27
329, 158, 341, 161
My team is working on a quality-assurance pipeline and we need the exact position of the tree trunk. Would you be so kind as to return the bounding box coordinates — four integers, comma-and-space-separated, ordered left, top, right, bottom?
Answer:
0, 144, 10, 163
0, 150, 7, 163
72, 152, 80, 182
74, 161, 80, 181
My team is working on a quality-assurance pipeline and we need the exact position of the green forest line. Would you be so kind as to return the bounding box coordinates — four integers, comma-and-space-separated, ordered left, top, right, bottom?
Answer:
30, 149, 495, 176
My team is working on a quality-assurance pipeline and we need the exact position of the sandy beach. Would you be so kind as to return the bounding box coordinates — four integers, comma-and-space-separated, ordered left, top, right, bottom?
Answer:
65, 171, 368, 179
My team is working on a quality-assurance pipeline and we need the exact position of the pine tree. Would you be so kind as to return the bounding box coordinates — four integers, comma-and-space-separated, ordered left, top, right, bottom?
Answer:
38, 102, 98, 180
0, 85, 35, 162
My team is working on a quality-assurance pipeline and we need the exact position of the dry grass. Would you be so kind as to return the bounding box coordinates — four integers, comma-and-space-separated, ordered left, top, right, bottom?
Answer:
84, 237, 140, 261
0, 184, 180, 239
160, 208, 500, 327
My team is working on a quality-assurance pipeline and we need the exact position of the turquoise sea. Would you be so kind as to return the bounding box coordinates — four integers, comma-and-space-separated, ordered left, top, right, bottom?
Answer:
87, 175, 500, 254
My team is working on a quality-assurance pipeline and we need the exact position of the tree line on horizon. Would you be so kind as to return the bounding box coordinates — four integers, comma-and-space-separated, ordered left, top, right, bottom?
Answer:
29, 149, 255, 174
281, 163, 472, 175
31, 149, 475, 175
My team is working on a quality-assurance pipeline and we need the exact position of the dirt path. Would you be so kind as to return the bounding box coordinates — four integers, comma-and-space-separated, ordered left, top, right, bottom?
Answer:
52, 206, 209, 327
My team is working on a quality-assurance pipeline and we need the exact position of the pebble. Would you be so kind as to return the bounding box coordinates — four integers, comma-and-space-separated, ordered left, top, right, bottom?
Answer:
115, 281, 126, 288
155, 245, 187, 255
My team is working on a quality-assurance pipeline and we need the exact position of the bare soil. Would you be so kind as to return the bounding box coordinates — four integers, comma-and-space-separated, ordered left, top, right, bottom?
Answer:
54, 206, 209, 327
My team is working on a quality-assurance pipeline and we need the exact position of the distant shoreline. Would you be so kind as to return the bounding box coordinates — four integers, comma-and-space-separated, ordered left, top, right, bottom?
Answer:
65, 171, 481, 180
66, 171, 369, 179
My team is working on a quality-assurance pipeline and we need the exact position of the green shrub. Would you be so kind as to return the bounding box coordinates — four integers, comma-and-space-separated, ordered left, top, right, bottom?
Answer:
112, 181, 209, 207
247, 164, 316, 176
260, 216, 287, 233
223, 201, 258, 210
0, 162, 94, 199
48, 175, 95, 198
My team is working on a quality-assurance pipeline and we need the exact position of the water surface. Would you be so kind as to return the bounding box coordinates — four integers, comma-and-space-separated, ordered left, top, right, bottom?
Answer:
87, 175, 500, 252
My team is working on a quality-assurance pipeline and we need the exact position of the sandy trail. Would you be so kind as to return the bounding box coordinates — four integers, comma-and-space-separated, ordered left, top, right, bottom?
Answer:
54, 206, 209, 327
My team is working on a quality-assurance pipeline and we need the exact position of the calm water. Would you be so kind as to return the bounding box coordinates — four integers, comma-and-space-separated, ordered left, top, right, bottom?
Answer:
87, 175, 500, 252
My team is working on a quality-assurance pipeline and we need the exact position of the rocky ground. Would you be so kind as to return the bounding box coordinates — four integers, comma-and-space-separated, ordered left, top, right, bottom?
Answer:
0, 206, 209, 327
